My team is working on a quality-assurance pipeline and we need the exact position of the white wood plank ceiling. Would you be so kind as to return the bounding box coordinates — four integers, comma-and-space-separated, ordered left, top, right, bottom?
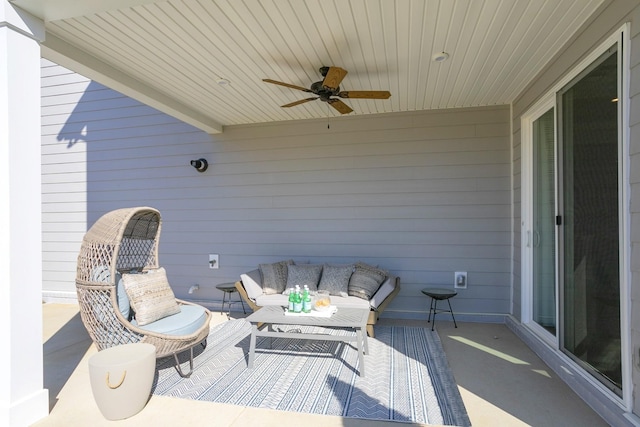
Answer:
14, 0, 605, 131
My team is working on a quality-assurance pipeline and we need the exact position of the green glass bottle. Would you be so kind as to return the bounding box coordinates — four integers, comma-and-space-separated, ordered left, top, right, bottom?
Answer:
302, 285, 312, 313
293, 285, 302, 313
287, 288, 295, 311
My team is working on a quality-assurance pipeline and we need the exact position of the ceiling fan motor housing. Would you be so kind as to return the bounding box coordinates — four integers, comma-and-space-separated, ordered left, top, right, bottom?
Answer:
262, 66, 390, 114
311, 81, 339, 101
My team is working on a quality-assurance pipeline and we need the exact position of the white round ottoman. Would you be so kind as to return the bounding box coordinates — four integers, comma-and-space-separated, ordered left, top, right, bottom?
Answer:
88, 343, 156, 420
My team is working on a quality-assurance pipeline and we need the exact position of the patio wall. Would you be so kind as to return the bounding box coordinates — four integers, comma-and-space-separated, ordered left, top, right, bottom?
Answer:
41, 59, 511, 321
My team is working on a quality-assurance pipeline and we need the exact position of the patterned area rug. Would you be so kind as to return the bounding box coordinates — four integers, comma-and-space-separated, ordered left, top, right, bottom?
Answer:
153, 319, 470, 426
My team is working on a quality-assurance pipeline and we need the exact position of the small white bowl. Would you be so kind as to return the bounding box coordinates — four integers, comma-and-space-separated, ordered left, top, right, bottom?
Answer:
314, 303, 332, 312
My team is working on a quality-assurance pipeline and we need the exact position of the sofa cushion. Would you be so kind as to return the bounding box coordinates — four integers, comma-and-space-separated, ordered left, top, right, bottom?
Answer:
259, 260, 293, 295
370, 275, 398, 309
255, 293, 290, 307
123, 267, 181, 326
318, 264, 353, 297
240, 269, 263, 300
287, 264, 323, 291
329, 295, 371, 309
254, 293, 370, 310
132, 304, 207, 335
348, 262, 387, 300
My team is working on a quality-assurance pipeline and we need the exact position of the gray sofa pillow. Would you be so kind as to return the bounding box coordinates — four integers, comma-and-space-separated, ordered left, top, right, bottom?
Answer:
259, 260, 293, 295
287, 264, 323, 291
348, 262, 387, 300
318, 264, 354, 297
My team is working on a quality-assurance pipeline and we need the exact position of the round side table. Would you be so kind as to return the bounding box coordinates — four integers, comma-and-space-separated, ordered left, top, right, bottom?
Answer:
88, 343, 156, 420
421, 288, 458, 331
216, 282, 247, 317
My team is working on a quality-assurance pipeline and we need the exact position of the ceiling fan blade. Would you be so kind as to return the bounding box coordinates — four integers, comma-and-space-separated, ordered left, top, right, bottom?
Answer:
281, 97, 318, 108
328, 99, 353, 114
338, 90, 391, 99
263, 79, 312, 93
322, 67, 348, 90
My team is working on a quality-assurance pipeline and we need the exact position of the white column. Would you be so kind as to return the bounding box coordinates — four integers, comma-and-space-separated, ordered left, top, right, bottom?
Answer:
0, 3, 48, 426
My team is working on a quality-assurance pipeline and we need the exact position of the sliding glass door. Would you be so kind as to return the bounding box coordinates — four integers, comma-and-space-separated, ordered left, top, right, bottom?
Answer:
524, 43, 623, 396
558, 47, 621, 393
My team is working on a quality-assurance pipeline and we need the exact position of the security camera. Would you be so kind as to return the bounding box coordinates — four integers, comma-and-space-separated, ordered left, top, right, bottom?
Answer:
190, 158, 208, 172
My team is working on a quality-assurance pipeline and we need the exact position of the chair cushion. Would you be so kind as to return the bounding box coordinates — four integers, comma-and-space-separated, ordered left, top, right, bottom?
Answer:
132, 304, 207, 335
123, 267, 181, 326
348, 262, 387, 300
115, 273, 130, 320
318, 264, 353, 297
91, 265, 130, 320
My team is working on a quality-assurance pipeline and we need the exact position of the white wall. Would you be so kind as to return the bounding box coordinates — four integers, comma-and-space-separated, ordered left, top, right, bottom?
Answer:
41, 59, 512, 321
2, 7, 49, 426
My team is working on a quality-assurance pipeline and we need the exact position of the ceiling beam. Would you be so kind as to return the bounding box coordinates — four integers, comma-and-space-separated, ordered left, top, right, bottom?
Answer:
41, 33, 223, 134
10, 0, 159, 22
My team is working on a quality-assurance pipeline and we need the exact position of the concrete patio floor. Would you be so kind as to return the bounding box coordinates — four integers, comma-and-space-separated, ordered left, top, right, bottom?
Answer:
33, 303, 608, 427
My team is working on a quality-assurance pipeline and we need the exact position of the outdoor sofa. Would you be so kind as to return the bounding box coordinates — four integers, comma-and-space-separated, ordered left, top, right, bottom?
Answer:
235, 260, 400, 337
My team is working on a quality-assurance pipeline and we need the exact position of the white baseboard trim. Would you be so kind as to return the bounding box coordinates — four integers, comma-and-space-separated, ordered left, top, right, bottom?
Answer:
42, 291, 77, 304
381, 309, 507, 324
4, 388, 49, 427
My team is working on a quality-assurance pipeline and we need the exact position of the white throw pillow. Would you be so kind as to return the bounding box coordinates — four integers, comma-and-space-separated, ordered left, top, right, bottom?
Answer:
123, 267, 180, 326
369, 275, 397, 309
240, 269, 264, 300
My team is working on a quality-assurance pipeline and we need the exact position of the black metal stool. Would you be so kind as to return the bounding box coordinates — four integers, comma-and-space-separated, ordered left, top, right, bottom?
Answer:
216, 282, 247, 317
421, 288, 458, 331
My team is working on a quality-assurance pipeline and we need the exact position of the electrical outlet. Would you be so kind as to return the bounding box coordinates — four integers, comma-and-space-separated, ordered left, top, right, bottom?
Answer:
209, 254, 219, 269
454, 271, 467, 289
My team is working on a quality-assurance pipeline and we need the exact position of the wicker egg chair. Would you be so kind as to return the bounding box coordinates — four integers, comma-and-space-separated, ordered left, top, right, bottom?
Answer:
76, 206, 211, 377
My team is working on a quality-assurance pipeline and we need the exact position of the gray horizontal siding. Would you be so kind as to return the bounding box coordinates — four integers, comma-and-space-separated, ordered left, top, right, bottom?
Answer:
41, 59, 511, 319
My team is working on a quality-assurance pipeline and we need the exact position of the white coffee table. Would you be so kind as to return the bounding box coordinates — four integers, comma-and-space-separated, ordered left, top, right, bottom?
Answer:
246, 305, 370, 377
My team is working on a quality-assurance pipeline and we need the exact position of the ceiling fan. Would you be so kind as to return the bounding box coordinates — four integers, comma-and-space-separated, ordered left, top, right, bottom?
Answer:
263, 66, 391, 114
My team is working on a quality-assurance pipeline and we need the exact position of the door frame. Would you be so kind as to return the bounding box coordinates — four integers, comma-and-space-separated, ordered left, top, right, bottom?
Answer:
521, 95, 558, 348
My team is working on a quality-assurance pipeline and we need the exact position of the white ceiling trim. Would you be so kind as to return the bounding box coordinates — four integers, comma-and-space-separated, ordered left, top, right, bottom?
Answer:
12, 0, 606, 132
42, 33, 224, 133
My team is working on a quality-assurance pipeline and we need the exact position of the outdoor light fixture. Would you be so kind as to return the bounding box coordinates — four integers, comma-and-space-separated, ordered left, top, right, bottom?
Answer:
432, 52, 450, 62
190, 158, 208, 172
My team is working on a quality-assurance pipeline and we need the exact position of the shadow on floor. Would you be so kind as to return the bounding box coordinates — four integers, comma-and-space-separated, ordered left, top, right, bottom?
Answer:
435, 321, 609, 427
43, 312, 92, 411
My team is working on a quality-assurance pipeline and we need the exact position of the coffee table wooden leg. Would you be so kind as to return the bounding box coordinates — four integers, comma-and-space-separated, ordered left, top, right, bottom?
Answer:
248, 324, 257, 368
356, 328, 365, 377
